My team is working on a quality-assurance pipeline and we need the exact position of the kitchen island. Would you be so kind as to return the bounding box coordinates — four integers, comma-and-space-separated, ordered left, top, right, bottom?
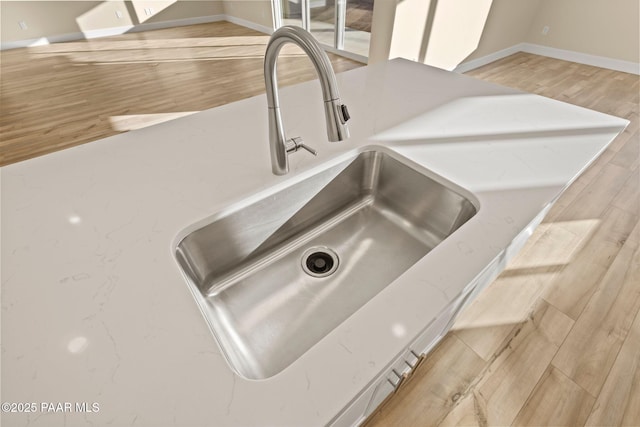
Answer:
1, 58, 628, 426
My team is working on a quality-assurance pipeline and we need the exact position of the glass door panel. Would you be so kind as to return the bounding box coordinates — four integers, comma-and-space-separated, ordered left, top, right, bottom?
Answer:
343, 0, 372, 57
275, 0, 372, 59
279, 0, 304, 27
309, 0, 336, 50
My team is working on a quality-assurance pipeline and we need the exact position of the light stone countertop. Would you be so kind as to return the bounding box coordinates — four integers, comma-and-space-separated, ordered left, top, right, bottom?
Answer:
1, 59, 628, 427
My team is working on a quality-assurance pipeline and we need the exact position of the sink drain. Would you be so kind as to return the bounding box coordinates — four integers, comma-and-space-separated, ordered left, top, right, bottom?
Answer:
302, 247, 339, 278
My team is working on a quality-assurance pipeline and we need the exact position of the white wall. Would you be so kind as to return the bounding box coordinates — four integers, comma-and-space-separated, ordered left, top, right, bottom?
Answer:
222, 0, 274, 31
370, 0, 517, 70
368, 0, 396, 64
0, 1, 224, 43
423, 0, 494, 70
527, 0, 639, 63
463, 0, 543, 62
369, 0, 639, 72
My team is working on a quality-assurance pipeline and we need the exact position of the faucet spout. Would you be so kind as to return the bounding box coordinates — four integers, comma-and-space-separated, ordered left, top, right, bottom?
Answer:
264, 26, 350, 175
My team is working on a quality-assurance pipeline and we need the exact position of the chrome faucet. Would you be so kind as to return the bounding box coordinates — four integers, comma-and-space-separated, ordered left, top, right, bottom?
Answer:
264, 26, 350, 175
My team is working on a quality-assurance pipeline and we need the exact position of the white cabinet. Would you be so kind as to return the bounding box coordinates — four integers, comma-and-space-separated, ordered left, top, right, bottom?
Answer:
412, 300, 459, 356
329, 287, 475, 427
364, 349, 420, 419
330, 380, 377, 427
330, 349, 417, 427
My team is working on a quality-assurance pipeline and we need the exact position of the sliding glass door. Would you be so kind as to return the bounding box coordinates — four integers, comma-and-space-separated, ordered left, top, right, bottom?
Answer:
273, 0, 372, 59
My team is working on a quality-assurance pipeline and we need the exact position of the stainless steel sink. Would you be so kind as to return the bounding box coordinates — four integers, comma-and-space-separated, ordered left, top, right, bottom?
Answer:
175, 148, 477, 379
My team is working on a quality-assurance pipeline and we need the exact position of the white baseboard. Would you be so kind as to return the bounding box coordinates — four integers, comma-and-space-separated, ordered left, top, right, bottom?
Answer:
520, 43, 640, 75
455, 42, 639, 75
454, 43, 525, 73
222, 14, 274, 35
322, 44, 368, 64
1, 14, 225, 50
128, 14, 226, 33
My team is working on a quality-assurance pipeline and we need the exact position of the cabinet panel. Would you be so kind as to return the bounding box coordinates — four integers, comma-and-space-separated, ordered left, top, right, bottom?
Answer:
363, 349, 418, 419
330, 379, 377, 427
363, 378, 395, 422
412, 299, 460, 355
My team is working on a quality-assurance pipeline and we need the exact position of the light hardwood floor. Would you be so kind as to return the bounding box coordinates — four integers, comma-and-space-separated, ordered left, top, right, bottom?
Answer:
367, 53, 640, 426
2, 22, 639, 427
0, 21, 361, 166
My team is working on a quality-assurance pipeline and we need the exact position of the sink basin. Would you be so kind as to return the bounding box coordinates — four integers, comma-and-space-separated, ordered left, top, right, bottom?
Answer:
175, 148, 477, 379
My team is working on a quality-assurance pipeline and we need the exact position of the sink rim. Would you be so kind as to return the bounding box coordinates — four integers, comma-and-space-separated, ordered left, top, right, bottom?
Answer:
171, 144, 481, 380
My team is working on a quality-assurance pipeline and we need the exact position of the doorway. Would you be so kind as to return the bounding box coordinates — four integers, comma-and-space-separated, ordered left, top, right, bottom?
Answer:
273, 0, 373, 61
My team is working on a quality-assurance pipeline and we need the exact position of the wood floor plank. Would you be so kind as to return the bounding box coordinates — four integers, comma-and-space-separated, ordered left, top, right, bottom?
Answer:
436, 391, 484, 427
585, 306, 640, 427
612, 168, 640, 216
554, 162, 633, 221
440, 301, 574, 427
365, 335, 486, 427
552, 222, 640, 396
511, 366, 595, 427
542, 206, 639, 320
611, 129, 640, 170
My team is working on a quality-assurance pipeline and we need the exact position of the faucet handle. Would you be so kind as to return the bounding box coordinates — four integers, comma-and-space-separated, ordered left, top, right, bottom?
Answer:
297, 142, 318, 156
338, 104, 350, 124
286, 137, 317, 156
